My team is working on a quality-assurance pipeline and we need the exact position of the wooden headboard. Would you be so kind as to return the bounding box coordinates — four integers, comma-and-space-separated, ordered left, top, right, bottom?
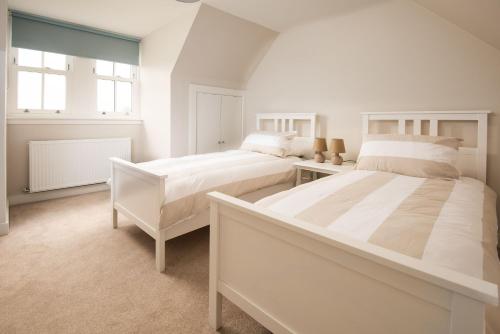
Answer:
361, 111, 490, 182
256, 113, 317, 138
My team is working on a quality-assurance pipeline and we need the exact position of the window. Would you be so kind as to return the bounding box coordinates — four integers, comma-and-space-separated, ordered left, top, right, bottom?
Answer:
14, 48, 67, 112
8, 48, 139, 120
95, 60, 134, 114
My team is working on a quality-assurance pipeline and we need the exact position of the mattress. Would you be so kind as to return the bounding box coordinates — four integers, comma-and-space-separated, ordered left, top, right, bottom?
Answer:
138, 150, 300, 229
256, 170, 500, 333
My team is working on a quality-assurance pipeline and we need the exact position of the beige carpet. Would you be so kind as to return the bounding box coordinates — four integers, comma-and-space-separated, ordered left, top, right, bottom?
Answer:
0, 191, 270, 334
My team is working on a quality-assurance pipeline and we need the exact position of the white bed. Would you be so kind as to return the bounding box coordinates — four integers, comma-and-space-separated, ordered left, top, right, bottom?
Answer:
207, 111, 499, 334
110, 113, 316, 272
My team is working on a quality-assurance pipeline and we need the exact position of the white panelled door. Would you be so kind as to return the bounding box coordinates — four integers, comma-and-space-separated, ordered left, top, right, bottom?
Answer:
196, 92, 221, 154
194, 87, 243, 154
220, 95, 243, 151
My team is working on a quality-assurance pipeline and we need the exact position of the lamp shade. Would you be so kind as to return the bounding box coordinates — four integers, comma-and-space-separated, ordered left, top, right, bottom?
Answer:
313, 138, 327, 152
330, 138, 346, 153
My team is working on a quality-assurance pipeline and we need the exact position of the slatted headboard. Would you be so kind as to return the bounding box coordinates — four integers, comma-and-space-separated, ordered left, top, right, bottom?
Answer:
361, 111, 490, 182
256, 113, 317, 138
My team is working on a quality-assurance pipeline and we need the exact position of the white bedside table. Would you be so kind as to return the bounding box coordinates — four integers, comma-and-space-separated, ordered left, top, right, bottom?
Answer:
294, 160, 355, 185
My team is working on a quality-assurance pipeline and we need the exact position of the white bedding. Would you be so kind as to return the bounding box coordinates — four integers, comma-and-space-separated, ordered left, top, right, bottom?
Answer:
138, 150, 300, 228
257, 170, 500, 333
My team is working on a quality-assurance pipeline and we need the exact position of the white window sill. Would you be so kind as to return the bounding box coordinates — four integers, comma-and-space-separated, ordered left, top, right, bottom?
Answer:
7, 115, 143, 125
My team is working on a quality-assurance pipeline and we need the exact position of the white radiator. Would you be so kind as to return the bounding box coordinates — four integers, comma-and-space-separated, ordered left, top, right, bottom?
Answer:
28, 138, 131, 193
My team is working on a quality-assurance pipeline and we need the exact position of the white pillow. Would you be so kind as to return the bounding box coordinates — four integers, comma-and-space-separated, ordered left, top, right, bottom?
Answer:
240, 131, 295, 157
287, 137, 314, 158
356, 134, 460, 179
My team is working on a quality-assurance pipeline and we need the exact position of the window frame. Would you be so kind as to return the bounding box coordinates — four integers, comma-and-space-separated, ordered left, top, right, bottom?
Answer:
7, 47, 141, 122
11, 47, 70, 115
94, 60, 137, 116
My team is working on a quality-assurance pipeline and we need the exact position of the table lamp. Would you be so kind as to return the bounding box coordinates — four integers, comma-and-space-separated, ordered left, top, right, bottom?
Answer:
313, 138, 327, 163
330, 138, 345, 165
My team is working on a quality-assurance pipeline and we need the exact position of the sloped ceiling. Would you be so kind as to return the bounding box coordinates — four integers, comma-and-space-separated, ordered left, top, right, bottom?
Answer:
8, 0, 500, 51
204, 0, 500, 51
173, 4, 276, 87
202, 0, 386, 32
414, 0, 500, 51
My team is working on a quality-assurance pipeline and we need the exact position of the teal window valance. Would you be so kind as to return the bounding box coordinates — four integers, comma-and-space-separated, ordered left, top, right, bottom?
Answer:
11, 10, 140, 65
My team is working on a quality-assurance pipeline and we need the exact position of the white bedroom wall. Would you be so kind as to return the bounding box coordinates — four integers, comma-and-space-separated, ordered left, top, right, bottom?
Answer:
244, 0, 500, 213
170, 4, 277, 157
0, 0, 8, 235
139, 6, 199, 161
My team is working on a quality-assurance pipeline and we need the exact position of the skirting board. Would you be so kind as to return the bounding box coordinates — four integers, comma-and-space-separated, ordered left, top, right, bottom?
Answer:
0, 220, 8, 236
0, 201, 9, 236
8, 183, 109, 206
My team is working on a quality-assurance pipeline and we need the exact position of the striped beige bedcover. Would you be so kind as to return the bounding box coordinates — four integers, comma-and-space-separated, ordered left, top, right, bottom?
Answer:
138, 150, 299, 229
256, 170, 500, 333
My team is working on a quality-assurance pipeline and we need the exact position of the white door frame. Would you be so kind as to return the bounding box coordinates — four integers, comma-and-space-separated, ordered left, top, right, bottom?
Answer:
188, 84, 245, 155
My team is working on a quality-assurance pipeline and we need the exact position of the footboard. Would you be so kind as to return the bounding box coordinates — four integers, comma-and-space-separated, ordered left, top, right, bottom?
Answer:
110, 157, 167, 270
208, 192, 498, 334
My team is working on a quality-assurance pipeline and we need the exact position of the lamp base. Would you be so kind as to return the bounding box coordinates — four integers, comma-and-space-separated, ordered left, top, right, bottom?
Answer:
314, 152, 325, 163
331, 154, 343, 165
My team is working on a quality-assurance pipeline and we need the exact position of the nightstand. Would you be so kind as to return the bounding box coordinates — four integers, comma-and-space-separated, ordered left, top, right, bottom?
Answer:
294, 160, 355, 185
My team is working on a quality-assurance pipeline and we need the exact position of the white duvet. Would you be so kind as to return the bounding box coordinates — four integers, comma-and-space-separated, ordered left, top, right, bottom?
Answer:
138, 150, 300, 228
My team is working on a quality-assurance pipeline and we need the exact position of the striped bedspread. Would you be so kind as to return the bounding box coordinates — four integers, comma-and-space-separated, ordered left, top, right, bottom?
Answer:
256, 170, 500, 333
138, 150, 299, 229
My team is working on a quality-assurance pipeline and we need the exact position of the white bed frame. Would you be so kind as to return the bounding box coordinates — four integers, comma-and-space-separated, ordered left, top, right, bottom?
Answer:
208, 111, 497, 334
110, 113, 317, 272
361, 110, 489, 182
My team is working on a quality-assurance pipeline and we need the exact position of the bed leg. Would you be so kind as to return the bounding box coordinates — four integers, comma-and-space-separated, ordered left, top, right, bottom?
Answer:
209, 201, 222, 329
155, 238, 166, 272
112, 208, 118, 229
209, 291, 222, 330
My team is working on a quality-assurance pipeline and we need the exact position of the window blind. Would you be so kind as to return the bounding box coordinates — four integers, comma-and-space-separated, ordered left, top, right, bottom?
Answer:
11, 10, 140, 65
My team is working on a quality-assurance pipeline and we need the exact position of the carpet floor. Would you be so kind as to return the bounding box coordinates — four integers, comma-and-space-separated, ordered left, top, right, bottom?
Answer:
0, 191, 270, 334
